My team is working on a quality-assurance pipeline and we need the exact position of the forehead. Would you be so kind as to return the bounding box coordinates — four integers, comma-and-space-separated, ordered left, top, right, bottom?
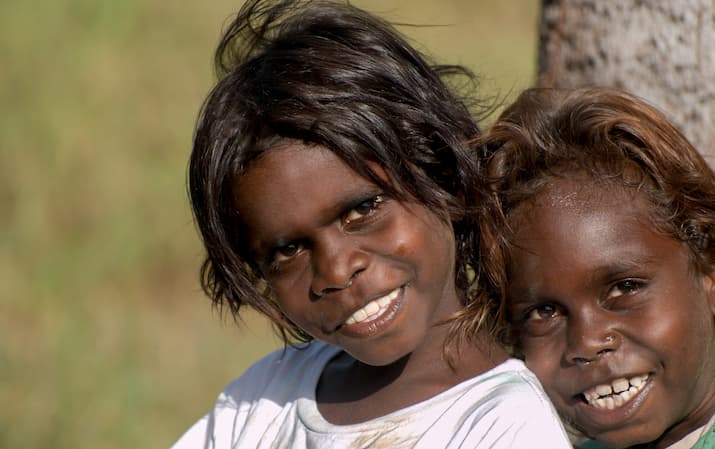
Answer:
236, 142, 357, 201
507, 177, 688, 281
510, 176, 646, 232
232, 142, 380, 241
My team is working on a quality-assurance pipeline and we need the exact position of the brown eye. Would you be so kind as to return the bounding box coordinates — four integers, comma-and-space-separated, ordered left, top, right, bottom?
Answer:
344, 195, 384, 224
607, 279, 643, 300
527, 304, 559, 321
273, 242, 303, 263
513, 302, 564, 337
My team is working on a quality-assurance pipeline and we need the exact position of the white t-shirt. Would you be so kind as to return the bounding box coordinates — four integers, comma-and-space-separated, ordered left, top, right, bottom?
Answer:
171, 342, 570, 448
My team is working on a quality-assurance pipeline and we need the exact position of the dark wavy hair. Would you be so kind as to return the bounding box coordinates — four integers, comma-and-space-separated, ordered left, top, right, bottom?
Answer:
478, 87, 715, 346
188, 0, 496, 348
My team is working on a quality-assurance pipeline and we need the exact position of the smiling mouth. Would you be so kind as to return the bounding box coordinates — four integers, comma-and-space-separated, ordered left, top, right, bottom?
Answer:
344, 288, 402, 325
581, 374, 651, 410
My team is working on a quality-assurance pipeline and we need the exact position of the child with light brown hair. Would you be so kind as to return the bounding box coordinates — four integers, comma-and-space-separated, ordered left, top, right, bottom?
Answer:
479, 87, 715, 449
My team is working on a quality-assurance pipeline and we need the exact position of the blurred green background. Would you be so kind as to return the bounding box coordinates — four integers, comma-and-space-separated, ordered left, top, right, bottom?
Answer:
0, 0, 538, 447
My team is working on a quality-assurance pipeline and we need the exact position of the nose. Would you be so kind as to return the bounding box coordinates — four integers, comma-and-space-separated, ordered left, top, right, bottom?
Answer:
310, 231, 368, 297
564, 311, 620, 366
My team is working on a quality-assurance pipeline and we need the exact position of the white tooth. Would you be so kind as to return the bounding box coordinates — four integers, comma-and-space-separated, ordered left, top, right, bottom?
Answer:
596, 384, 613, 396
612, 378, 629, 393
344, 288, 400, 325
363, 301, 380, 317
354, 308, 368, 322
604, 396, 615, 410
587, 377, 650, 410
612, 394, 624, 408
377, 291, 394, 307
345, 301, 376, 325
630, 375, 647, 387
592, 396, 615, 410
619, 388, 634, 403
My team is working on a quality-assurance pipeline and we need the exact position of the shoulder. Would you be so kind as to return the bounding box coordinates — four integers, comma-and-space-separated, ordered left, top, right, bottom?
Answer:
226, 342, 332, 384
470, 358, 555, 403
213, 341, 340, 411
451, 358, 572, 448
484, 358, 564, 421
169, 342, 341, 449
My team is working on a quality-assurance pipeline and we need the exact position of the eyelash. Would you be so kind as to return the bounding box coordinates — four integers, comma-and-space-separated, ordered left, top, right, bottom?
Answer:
264, 194, 386, 274
523, 303, 560, 322
266, 241, 304, 274
608, 279, 644, 297
603, 278, 647, 309
509, 302, 563, 337
513, 279, 647, 320
343, 195, 385, 226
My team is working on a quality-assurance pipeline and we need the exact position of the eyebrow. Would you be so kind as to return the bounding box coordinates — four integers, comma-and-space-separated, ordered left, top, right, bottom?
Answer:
593, 254, 659, 279
507, 255, 660, 305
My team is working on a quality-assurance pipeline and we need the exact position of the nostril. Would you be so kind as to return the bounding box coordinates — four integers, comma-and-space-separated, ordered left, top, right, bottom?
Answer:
311, 269, 360, 298
571, 347, 613, 366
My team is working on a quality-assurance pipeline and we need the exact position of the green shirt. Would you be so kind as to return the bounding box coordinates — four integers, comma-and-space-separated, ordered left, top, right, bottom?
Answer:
692, 419, 715, 449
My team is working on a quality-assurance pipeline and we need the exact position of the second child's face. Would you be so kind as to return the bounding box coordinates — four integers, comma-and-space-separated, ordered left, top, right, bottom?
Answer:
233, 142, 462, 367
506, 178, 715, 449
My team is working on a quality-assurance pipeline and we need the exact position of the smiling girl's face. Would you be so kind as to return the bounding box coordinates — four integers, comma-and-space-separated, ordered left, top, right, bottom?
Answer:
232, 141, 462, 367
506, 176, 715, 449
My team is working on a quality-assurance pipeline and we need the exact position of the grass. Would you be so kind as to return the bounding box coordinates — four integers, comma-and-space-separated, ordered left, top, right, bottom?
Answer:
0, 0, 538, 447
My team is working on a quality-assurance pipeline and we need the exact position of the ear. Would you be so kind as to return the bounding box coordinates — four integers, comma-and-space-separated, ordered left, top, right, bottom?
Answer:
704, 269, 715, 318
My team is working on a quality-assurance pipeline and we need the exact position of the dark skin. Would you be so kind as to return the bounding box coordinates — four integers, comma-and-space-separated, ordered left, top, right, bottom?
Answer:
506, 177, 715, 449
234, 141, 507, 424
317, 327, 504, 424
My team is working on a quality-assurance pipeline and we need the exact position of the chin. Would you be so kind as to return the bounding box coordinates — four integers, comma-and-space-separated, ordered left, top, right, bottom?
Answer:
586, 428, 659, 449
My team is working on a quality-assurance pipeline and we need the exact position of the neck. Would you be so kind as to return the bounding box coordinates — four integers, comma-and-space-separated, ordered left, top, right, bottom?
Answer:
316, 329, 509, 424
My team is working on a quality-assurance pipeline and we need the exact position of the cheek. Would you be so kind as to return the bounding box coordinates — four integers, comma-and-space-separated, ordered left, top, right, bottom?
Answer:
389, 213, 454, 262
521, 337, 559, 379
267, 277, 312, 324
638, 288, 707, 356
521, 339, 572, 409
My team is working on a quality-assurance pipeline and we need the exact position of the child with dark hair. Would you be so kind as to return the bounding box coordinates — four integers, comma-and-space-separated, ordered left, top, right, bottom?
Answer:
480, 87, 715, 449
170, 1, 571, 448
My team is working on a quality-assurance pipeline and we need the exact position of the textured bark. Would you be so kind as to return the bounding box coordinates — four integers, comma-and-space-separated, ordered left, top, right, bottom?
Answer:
538, 0, 715, 166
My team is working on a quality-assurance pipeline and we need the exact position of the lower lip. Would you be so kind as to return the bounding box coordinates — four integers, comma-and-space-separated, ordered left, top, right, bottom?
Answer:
340, 287, 406, 337
575, 376, 654, 429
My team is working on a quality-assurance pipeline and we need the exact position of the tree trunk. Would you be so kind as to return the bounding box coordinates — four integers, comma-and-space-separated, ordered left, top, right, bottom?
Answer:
538, 0, 715, 166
